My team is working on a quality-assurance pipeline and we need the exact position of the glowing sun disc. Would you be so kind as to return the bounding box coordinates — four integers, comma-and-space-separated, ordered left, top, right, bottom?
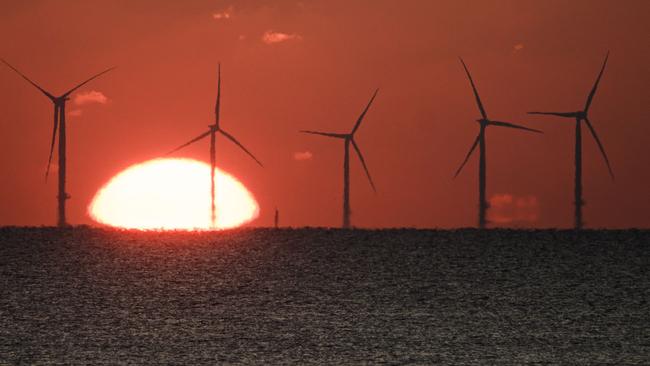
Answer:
89, 158, 259, 230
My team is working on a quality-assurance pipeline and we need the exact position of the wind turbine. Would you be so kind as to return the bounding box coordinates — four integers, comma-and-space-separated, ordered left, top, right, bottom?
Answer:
454, 58, 543, 229
301, 89, 378, 228
167, 63, 263, 228
528, 52, 614, 229
2, 59, 115, 227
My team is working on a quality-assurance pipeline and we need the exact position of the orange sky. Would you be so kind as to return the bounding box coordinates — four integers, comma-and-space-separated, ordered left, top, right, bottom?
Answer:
1, 0, 648, 228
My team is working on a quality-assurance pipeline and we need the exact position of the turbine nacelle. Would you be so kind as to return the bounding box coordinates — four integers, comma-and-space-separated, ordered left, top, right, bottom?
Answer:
2, 59, 115, 103
168, 64, 263, 168
526, 51, 614, 187
300, 88, 379, 209
2, 58, 114, 191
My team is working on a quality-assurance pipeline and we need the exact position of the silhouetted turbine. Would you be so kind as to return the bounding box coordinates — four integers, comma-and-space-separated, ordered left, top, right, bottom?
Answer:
528, 52, 613, 230
454, 58, 542, 229
167, 64, 263, 228
2, 59, 115, 227
301, 89, 378, 228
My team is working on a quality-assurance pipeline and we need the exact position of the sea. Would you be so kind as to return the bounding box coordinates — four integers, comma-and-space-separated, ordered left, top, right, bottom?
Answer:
1, 227, 648, 364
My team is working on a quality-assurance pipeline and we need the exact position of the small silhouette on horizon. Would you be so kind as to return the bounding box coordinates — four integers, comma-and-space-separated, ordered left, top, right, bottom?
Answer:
167, 63, 263, 228
274, 207, 279, 228
1, 59, 114, 228
300, 89, 378, 229
454, 58, 543, 229
528, 52, 614, 230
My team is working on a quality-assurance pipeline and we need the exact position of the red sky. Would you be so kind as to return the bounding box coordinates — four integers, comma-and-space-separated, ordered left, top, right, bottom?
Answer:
1, 0, 648, 229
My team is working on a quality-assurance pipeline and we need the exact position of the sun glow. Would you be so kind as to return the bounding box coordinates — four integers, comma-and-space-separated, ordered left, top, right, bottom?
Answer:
89, 158, 259, 230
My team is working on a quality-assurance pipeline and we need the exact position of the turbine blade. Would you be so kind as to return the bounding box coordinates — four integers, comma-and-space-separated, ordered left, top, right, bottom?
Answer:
528, 111, 578, 118
584, 118, 614, 180
351, 139, 376, 192
584, 52, 609, 112
45, 105, 59, 180
215, 63, 221, 127
1, 59, 55, 100
299, 130, 347, 139
490, 120, 543, 134
62, 66, 116, 97
351, 88, 379, 134
459, 57, 487, 120
454, 133, 480, 178
219, 129, 263, 167
166, 130, 211, 155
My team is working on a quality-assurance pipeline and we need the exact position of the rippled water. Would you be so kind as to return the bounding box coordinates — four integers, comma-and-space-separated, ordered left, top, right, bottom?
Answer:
1, 228, 648, 364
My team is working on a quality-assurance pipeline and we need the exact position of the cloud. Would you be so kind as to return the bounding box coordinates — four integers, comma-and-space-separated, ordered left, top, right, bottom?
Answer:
47, 163, 58, 174
293, 151, 313, 161
68, 109, 83, 117
212, 6, 233, 20
74, 90, 108, 106
488, 194, 539, 224
262, 30, 302, 44
513, 43, 524, 52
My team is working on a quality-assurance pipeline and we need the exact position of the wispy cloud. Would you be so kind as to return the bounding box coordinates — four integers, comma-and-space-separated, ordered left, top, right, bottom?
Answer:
68, 109, 83, 117
74, 90, 108, 106
262, 30, 302, 44
513, 43, 524, 53
212, 6, 233, 20
293, 151, 313, 161
488, 194, 539, 224
47, 162, 58, 174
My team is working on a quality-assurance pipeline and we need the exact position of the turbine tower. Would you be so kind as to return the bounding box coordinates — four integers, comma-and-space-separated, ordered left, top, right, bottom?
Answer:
454, 58, 542, 229
168, 63, 263, 228
301, 89, 378, 228
2, 59, 115, 227
528, 52, 614, 229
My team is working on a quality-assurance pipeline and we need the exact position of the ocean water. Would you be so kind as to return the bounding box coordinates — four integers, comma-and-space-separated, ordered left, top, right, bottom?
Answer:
1, 227, 648, 364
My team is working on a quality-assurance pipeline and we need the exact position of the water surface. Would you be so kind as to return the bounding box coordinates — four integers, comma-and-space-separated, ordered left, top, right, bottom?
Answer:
1, 228, 648, 364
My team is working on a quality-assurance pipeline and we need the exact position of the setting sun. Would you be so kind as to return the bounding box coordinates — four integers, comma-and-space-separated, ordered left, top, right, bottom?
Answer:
88, 158, 259, 230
